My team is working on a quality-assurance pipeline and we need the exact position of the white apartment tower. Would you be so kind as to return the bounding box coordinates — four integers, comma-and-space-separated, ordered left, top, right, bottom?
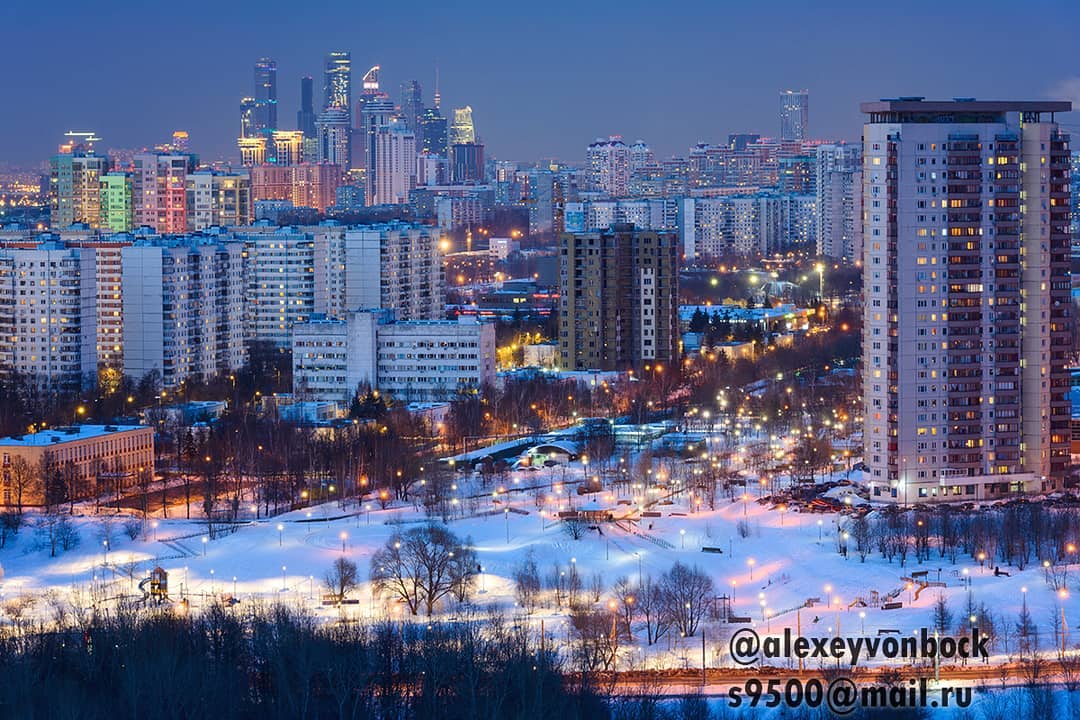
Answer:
121, 237, 246, 388
586, 137, 631, 197
0, 243, 97, 391
861, 98, 1072, 503
816, 144, 863, 261
314, 223, 444, 321
238, 227, 316, 348
373, 118, 416, 205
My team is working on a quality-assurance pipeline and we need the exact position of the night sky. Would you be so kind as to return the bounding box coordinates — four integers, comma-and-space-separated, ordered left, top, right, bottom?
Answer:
3, 0, 1079, 166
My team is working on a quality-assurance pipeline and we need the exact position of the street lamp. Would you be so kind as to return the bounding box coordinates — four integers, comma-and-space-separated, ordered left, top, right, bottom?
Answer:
102, 539, 109, 565
680, 528, 686, 549
277, 523, 284, 547
202, 536, 208, 556
747, 557, 756, 581
281, 565, 287, 591
340, 531, 348, 553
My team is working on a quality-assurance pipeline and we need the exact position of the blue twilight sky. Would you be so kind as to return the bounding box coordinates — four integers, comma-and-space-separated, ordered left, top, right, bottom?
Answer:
2, 0, 1079, 167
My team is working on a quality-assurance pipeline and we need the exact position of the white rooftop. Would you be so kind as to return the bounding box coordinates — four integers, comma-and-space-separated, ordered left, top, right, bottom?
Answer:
0, 425, 149, 447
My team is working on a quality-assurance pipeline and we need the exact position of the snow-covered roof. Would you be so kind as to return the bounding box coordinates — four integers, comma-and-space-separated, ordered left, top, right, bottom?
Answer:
0, 425, 149, 447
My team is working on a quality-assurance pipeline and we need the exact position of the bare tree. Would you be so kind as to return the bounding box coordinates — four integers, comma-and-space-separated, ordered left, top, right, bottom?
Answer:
636, 575, 670, 646
662, 562, 714, 637
324, 557, 360, 603
512, 552, 541, 612
570, 608, 617, 672
7, 457, 35, 515
369, 524, 476, 616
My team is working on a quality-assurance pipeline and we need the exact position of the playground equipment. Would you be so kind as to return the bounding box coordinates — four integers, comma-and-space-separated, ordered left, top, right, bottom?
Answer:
138, 566, 169, 603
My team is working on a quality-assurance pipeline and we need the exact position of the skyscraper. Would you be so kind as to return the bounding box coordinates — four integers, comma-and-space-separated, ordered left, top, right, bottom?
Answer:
359, 98, 396, 204
779, 90, 809, 142
240, 97, 257, 137
861, 98, 1072, 502
315, 109, 351, 169
450, 106, 475, 145
324, 51, 352, 112
419, 108, 448, 156
559, 224, 678, 371
372, 117, 416, 205
297, 76, 316, 136
400, 80, 424, 145
450, 142, 484, 184
254, 57, 277, 133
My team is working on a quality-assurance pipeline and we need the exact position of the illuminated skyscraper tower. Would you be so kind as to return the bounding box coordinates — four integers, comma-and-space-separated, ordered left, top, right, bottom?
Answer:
324, 51, 352, 112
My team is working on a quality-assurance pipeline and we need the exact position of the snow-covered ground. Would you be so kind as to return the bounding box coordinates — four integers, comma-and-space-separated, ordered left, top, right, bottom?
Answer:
0, 450, 1076, 676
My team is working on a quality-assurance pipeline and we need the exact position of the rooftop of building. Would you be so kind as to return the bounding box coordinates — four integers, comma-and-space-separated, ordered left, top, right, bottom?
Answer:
0, 424, 150, 447
861, 97, 1071, 119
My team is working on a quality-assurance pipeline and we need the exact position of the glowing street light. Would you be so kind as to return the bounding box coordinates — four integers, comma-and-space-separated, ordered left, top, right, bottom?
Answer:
277, 523, 284, 547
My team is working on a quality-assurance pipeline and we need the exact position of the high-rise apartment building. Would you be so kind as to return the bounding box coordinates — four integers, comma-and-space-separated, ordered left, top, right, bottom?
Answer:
238, 227, 316, 348
250, 163, 341, 212
133, 153, 195, 233
185, 171, 252, 231
238, 137, 268, 167
50, 141, 108, 229
861, 98, 1072, 502
272, 130, 305, 166
373, 117, 416, 205
0, 243, 98, 391
100, 173, 133, 232
558, 224, 678, 371
586, 137, 631, 197
313, 223, 444, 321
816, 143, 862, 261
122, 236, 246, 388
315, 109, 351, 169
358, 98, 396, 204
780, 90, 809, 142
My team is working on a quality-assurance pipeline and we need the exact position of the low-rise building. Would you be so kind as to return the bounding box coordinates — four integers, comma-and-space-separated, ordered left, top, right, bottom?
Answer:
0, 424, 154, 507
292, 310, 495, 404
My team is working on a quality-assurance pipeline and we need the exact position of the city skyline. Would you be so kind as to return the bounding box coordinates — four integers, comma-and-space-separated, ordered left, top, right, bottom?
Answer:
3, 0, 1080, 166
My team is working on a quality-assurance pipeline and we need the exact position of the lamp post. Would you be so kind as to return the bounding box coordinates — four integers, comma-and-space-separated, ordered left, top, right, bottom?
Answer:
340, 531, 348, 554
202, 536, 208, 556
277, 523, 284, 547
281, 565, 287, 592
505, 507, 510, 544
747, 558, 756, 582
102, 539, 109, 565
680, 529, 686, 549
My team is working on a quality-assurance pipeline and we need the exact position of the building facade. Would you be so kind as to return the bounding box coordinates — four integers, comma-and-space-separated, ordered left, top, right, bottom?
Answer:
861, 98, 1072, 502
0, 425, 154, 507
559, 224, 678, 370
816, 143, 863, 261
292, 310, 495, 403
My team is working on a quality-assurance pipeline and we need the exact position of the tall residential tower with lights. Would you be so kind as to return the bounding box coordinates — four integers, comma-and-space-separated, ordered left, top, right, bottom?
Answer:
860, 98, 1071, 503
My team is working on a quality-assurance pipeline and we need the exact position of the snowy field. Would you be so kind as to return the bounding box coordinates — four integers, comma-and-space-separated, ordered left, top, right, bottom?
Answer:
1, 455, 1075, 675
